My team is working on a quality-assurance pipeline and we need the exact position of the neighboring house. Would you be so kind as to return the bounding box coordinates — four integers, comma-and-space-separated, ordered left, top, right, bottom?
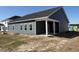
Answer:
0, 23, 4, 31
0, 16, 21, 31
69, 24, 79, 32
2, 7, 69, 36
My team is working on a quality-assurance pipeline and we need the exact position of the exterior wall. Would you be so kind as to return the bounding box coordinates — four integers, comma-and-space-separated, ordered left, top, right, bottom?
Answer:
0, 26, 4, 31
8, 17, 48, 35
59, 20, 68, 33
49, 8, 69, 33
2, 21, 8, 31
0, 20, 9, 31
8, 21, 36, 35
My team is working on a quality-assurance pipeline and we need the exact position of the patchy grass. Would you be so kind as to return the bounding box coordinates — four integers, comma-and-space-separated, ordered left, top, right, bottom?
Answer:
0, 31, 79, 52
0, 33, 27, 51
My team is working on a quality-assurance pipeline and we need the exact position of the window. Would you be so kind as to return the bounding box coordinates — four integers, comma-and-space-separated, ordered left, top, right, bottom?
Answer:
13, 26, 14, 30
8, 26, 9, 30
25, 25, 27, 30
29, 24, 32, 30
20, 25, 22, 30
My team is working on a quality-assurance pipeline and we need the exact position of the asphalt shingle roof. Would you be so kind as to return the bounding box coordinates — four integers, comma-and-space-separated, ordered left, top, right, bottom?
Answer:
8, 16, 21, 20
16, 7, 61, 20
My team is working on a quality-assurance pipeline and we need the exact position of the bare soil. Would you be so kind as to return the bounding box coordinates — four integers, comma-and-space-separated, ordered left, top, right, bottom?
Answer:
0, 31, 79, 52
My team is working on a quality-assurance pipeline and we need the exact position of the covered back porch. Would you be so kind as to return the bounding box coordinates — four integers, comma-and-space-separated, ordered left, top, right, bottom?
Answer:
36, 19, 59, 36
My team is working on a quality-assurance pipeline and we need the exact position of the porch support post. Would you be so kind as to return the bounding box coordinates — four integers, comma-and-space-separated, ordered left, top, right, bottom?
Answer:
53, 21, 55, 34
45, 20, 48, 36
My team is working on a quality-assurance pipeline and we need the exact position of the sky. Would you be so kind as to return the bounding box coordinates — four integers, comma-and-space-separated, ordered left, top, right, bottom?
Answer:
0, 6, 78, 24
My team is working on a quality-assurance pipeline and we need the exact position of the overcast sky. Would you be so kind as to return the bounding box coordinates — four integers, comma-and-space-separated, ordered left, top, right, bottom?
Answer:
0, 6, 78, 24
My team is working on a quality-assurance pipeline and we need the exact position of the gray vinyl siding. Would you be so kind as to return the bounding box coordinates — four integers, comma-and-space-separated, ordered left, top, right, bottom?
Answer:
49, 8, 69, 33
8, 21, 36, 35
59, 19, 68, 33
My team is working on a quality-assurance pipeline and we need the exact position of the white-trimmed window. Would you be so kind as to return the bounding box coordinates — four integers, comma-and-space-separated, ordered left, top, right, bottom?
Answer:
29, 24, 32, 30
8, 26, 9, 30
20, 25, 22, 30
25, 25, 27, 30
13, 26, 14, 30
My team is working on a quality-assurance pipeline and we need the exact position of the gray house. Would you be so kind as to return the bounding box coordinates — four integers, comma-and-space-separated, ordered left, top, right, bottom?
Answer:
8, 7, 69, 36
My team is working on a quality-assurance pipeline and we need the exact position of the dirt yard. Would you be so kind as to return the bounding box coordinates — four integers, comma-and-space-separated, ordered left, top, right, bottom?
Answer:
0, 31, 79, 52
